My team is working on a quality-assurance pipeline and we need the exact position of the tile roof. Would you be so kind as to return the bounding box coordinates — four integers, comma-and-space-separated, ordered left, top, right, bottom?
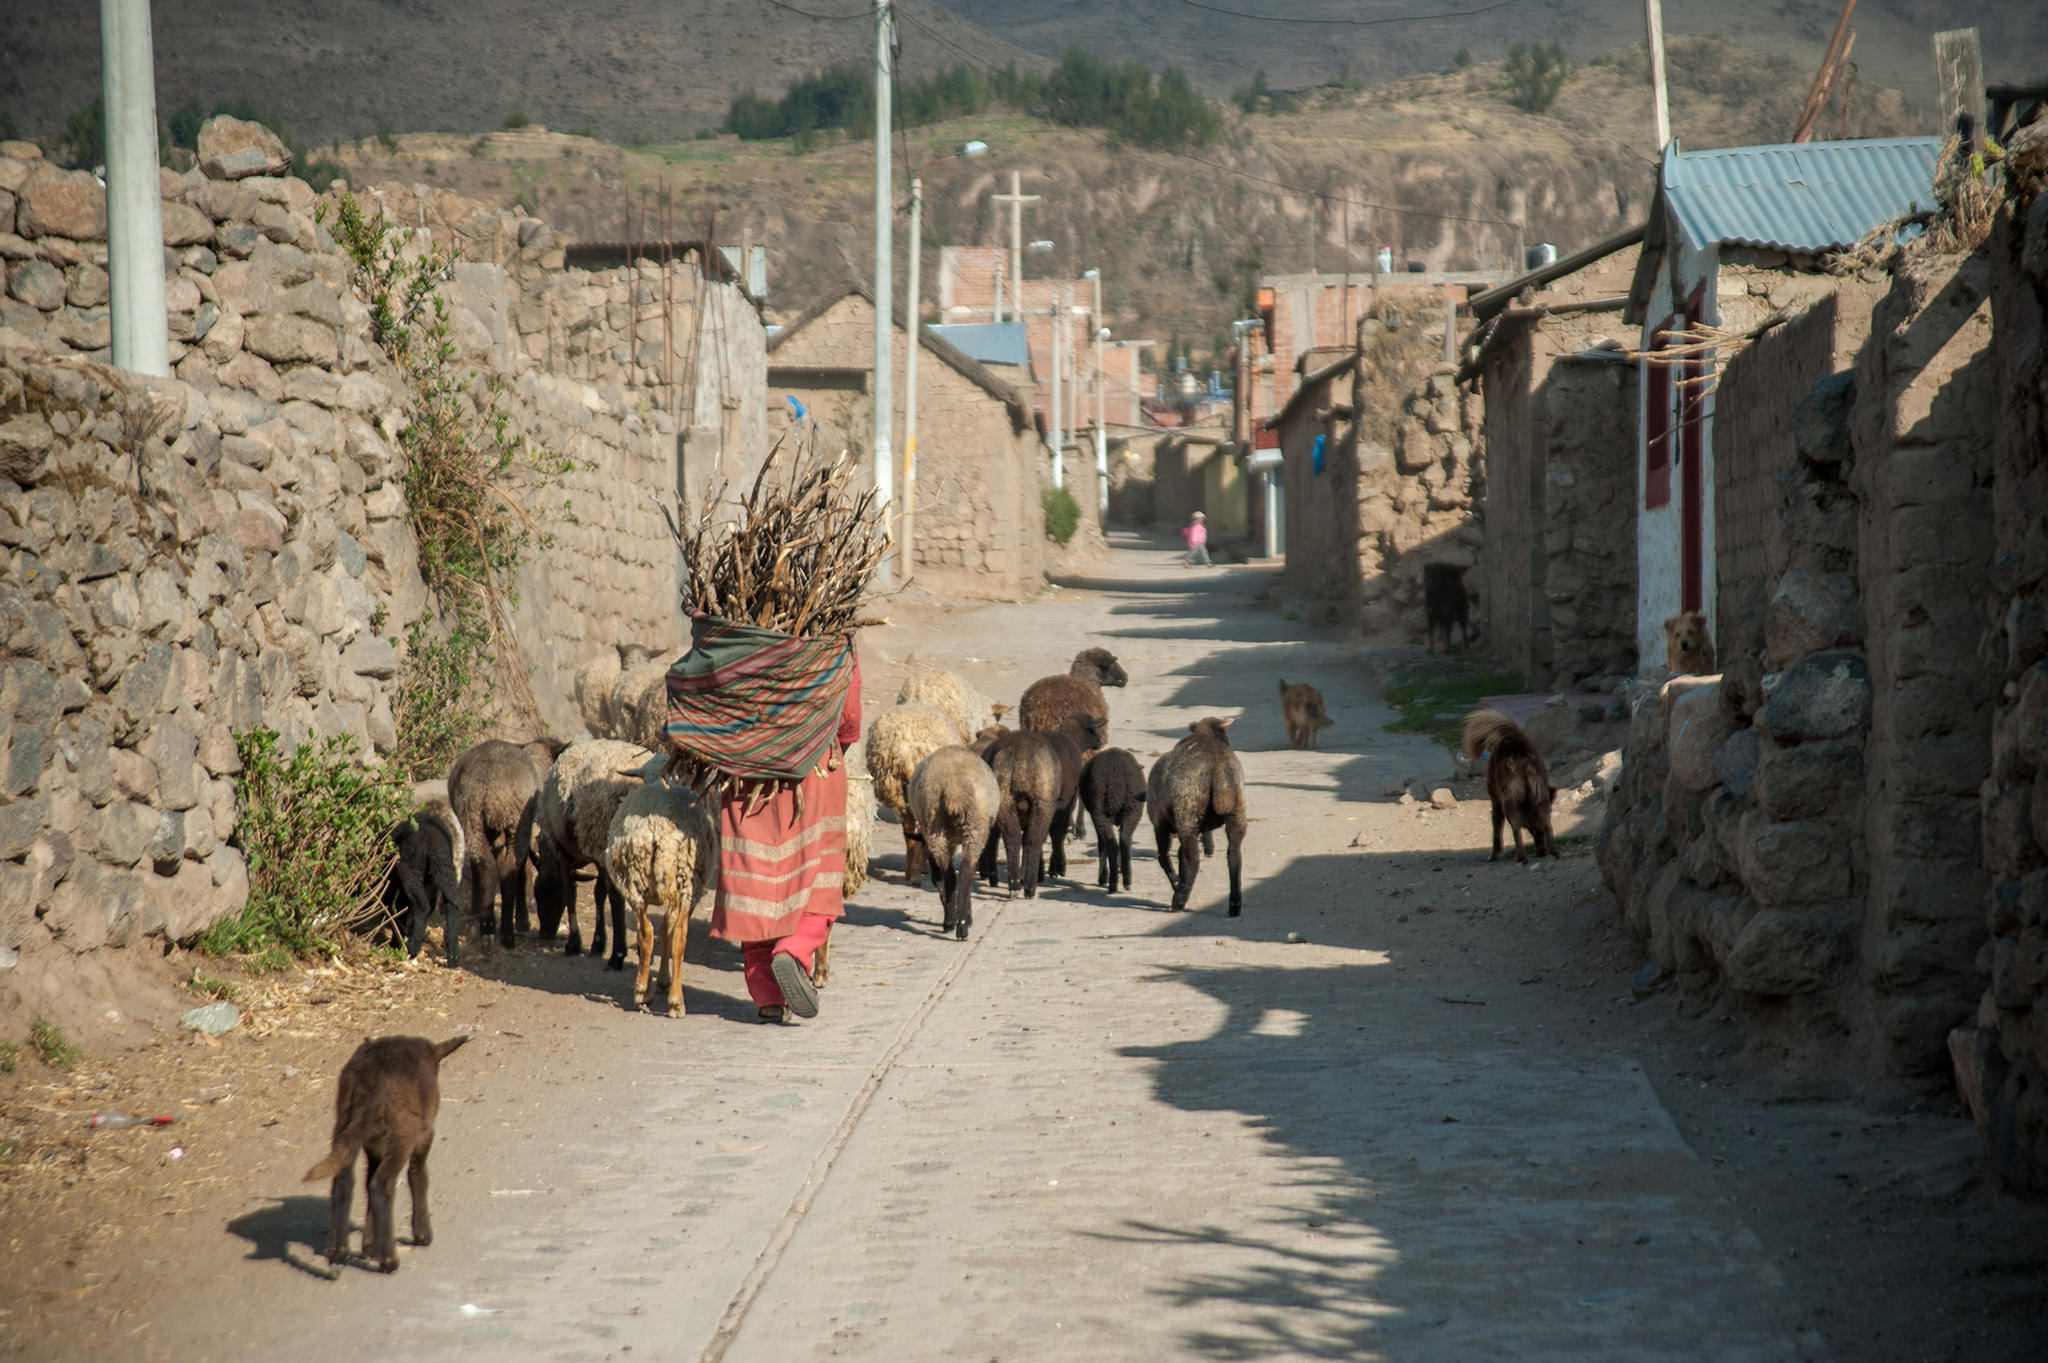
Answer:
1662, 136, 1942, 253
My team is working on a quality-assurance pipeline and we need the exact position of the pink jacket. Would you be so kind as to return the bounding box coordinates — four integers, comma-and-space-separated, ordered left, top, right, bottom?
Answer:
1184, 521, 1208, 547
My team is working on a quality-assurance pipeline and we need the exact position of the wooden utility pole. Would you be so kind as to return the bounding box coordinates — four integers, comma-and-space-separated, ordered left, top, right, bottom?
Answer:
1644, 0, 1671, 152
1791, 0, 1858, 142
991, 171, 1039, 321
1934, 28, 1985, 151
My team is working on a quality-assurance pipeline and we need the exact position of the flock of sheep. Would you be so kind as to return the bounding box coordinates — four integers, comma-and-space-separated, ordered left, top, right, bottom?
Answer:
382, 642, 1252, 1016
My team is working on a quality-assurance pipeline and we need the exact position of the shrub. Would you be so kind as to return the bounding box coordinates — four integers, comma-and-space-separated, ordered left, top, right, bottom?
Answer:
60, 97, 104, 169
1503, 41, 1569, 113
205, 730, 411, 960
1043, 486, 1081, 545
376, 122, 398, 153
388, 619, 491, 783
301, 155, 345, 194
503, 109, 530, 130
28, 1016, 82, 1071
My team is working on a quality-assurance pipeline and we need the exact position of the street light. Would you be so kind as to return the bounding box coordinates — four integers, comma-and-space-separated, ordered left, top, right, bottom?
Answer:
1083, 267, 1108, 516
901, 138, 988, 580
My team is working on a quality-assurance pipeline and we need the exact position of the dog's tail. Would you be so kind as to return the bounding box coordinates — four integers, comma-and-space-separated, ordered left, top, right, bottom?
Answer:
303, 1112, 368, 1182
1463, 709, 1526, 761
434, 1035, 471, 1062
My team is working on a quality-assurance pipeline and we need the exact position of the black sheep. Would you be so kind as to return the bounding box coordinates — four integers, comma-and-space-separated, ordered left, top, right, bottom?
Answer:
1146, 716, 1249, 915
1079, 747, 1146, 892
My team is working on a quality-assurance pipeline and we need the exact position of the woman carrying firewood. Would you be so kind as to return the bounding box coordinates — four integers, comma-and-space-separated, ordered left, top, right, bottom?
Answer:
660, 444, 887, 1022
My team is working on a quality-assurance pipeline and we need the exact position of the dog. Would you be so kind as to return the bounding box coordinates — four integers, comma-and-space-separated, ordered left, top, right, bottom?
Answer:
1664, 611, 1715, 676
1463, 709, 1558, 865
1278, 679, 1333, 749
305, 1034, 469, 1272
1424, 563, 1472, 653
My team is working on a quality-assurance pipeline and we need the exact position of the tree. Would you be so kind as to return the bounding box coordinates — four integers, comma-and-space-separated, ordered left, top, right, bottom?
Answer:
1503, 41, 1569, 113
61, 97, 104, 169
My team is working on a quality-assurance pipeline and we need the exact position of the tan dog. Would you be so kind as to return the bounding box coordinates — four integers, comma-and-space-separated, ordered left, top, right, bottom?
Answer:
1278, 679, 1333, 749
1664, 611, 1715, 676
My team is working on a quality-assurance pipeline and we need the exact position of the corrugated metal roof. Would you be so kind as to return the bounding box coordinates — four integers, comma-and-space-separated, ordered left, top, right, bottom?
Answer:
1663, 136, 1941, 253
927, 322, 1030, 369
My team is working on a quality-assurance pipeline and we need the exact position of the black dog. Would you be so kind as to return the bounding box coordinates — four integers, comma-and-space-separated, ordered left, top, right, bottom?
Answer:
1463, 710, 1558, 865
1424, 563, 1471, 652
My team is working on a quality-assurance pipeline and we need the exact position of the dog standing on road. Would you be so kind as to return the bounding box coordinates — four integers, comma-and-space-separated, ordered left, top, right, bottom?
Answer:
1278, 679, 1333, 749
1463, 709, 1558, 865
305, 1034, 469, 1273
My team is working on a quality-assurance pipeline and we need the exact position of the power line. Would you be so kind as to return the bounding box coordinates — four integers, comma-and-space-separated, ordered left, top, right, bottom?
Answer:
759, 0, 871, 21
1162, 0, 1525, 24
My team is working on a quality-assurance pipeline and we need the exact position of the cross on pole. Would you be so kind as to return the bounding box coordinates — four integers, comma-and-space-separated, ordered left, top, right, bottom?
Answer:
991, 170, 1039, 322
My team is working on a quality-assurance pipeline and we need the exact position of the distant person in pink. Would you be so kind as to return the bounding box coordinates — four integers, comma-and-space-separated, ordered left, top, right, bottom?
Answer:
1181, 511, 1212, 567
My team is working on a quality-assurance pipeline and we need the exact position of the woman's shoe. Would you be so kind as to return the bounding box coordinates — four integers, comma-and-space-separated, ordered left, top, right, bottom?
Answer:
771, 953, 820, 1018
757, 1005, 786, 1023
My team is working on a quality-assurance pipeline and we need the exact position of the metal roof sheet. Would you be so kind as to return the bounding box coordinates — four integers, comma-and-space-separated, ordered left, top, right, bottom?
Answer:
1663, 136, 1942, 253
927, 322, 1031, 369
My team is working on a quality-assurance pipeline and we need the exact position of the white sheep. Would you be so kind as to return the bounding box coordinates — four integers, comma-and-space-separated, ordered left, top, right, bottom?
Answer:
602, 781, 717, 1015
908, 746, 1001, 940
608, 660, 674, 751
896, 668, 1003, 746
536, 739, 658, 967
865, 702, 961, 885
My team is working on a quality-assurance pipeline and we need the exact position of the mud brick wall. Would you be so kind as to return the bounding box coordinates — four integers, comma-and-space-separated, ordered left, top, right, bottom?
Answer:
1539, 356, 1637, 684
0, 127, 766, 972
1953, 146, 2048, 1194
1478, 338, 1539, 677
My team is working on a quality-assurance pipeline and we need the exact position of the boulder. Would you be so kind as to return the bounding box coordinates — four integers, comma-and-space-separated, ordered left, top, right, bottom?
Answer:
1767, 569, 1862, 662
1722, 908, 1853, 994
243, 314, 337, 366
16, 171, 107, 240
7, 259, 66, 311
197, 116, 292, 181
1667, 684, 1732, 793
1757, 651, 1870, 742
1754, 740, 1863, 821
1793, 371, 1854, 466
1737, 814, 1853, 908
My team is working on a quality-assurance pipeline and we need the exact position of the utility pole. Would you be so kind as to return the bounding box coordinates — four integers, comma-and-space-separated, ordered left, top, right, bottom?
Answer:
1307, 195, 1317, 274
100, 0, 168, 376
1048, 297, 1064, 491
871, 0, 897, 586
992, 171, 1039, 322
1645, 0, 1672, 152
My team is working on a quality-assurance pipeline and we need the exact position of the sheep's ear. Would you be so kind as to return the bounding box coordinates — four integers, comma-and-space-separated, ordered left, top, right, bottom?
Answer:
1219, 716, 1236, 728
992, 702, 1010, 717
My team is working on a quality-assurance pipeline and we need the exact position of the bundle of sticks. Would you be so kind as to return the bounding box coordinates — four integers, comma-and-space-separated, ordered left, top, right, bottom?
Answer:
663, 434, 890, 637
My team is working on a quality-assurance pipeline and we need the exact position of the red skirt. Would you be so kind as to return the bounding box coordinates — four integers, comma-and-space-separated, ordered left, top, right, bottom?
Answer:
708, 757, 848, 944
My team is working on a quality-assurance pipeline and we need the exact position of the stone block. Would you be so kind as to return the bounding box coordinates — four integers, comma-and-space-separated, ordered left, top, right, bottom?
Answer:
66, 262, 109, 309
1767, 569, 1862, 661
244, 314, 337, 366
62, 714, 114, 806
1721, 907, 1853, 995
91, 799, 158, 867
0, 794, 48, 861
16, 170, 106, 239
1713, 728, 1760, 800
1738, 813, 1853, 908
111, 641, 176, 741
159, 199, 214, 247
1793, 370, 1853, 465
139, 716, 200, 811
1758, 651, 1870, 742
1667, 685, 1733, 792
197, 116, 292, 181
7, 258, 65, 311
1753, 740, 1862, 821
52, 305, 111, 350
144, 808, 186, 871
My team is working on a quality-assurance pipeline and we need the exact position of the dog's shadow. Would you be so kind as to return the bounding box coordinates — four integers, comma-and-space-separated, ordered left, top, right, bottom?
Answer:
226, 1195, 352, 1280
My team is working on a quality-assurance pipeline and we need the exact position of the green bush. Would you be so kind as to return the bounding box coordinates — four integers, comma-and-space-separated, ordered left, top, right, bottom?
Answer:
503, 109, 530, 130
205, 730, 411, 961
1503, 41, 1570, 113
28, 1016, 82, 1071
60, 97, 104, 169
1043, 486, 1081, 546
389, 620, 492, 783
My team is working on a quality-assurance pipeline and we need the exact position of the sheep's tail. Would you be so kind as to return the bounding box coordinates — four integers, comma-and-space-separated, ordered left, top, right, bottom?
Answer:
435, 1035, 471, 1062
1463, 709, 1526, 761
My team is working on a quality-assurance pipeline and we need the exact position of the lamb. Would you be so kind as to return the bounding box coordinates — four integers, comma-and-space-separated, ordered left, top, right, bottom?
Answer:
602, 781, 717, 1015
304, 1034, 469, 1273
1018, 647, 1127, 752
448, 736, 565, 948
1464, 709, 1559, 864
1146, 716, 1249, 915
977, 728, 1084, 897
896, 667, 1003, 745
1079, 748, 1146, 892
389, 780, 466, 967
534, 739, 658, 969
906, 745, 1001, 939
866, 702, 960, 885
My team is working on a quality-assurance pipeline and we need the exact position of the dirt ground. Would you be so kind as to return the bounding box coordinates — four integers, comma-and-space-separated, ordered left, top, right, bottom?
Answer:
2, 540, 2045, 1361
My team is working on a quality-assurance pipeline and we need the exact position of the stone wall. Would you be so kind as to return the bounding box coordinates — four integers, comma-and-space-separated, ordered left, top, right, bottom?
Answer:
1280, 307, 1484, 638
0, 126, 765, 975
1597, 248, 2004, 1094
1951, 142, 2048, 1194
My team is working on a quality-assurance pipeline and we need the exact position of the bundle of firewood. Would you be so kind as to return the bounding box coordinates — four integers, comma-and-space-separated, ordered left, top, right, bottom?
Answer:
664, 436, 889, 637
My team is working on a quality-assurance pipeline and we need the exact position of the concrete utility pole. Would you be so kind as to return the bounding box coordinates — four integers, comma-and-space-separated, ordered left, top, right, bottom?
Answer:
100, 0, 169, 376
1645, 0, 1672, 152
872, 0, 897, 586
1049, 296, 1064, 491
992, 171, 1039, 322
1086, 268, 1107, 515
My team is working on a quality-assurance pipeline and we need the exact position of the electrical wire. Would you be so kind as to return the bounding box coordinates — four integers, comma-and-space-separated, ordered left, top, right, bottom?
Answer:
1162, 0, 1524, 23
759, 0, 871, 22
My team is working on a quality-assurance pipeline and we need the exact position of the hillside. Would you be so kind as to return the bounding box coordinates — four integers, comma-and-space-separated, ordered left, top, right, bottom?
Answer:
0, 0, 1041, 147
934, 0, 2048, 115
313, 37, 1918, 360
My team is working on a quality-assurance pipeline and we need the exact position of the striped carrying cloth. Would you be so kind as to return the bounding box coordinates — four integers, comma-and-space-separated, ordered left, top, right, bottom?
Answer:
663, 613, 857, 783
665, 613, 864, 943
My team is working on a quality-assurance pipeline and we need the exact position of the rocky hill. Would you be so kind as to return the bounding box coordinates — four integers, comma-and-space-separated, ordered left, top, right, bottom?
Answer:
314, 37, 1920, 359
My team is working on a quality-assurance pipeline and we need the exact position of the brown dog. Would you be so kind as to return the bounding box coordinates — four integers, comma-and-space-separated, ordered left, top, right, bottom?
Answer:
1278, 679, 1333, 749
1463, 710, 1558, 865
305, 1034, 469, 1272
1664, 611, 1715, 676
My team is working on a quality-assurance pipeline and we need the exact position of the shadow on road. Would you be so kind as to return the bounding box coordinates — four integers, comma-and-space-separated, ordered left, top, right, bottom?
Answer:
225, 1195, 345, 1281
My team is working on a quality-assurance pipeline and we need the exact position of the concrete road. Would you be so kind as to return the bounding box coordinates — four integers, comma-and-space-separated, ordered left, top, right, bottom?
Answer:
162, 540, 1818, 1362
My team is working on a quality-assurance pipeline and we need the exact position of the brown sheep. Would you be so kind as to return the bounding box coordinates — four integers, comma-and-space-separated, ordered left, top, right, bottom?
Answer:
977, 728, 1086, 897
448, 736, 564, 948
1018, 648, 1128, 751
907, 745, 1002, 939
1079, 747, 1146, 892
1146, 717, 1249, 915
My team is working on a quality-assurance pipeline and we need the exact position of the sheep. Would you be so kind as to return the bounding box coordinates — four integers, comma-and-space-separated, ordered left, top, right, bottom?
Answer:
1018, 647, 1127, 752
866, 702, 959, 885
389, 779, 466, 967
448, 736, 565, 948
896, 668, 1003, 745
1079, 748, 1146, 892
907, 746, 1001, 939
977, 729, 1083, 898
602, 781, 717, 1015
534, 739, 658, 969
304, 1034, 469, 1273
573, 643, 668, 738
1146, 716, 1249, 915
608, 660, 675, 750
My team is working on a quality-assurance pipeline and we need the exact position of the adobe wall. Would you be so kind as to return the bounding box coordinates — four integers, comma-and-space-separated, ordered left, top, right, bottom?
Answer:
0, 131, 763, 980
1478, 336, 1538, 678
